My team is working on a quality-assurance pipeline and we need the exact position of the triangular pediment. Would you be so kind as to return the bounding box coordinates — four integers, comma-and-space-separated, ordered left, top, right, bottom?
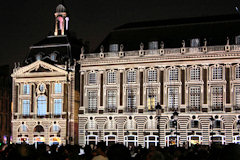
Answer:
12, 60, 68, 77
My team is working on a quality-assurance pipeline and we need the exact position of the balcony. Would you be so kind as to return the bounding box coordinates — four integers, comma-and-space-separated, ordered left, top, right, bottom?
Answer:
17, 114, 66, 119
168, 107, 179, 112
126, 107, 137, 113
233, 105, 240, 111
188, 106, 201, 112
106, 107, 117, 113
88, 109, 98, 113
211, 106, 223, 112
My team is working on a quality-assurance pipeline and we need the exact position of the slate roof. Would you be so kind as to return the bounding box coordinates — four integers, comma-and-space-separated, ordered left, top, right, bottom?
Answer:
95, 14, 240, 52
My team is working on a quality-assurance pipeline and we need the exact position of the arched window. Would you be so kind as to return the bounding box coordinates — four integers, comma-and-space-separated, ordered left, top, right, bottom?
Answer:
34, 125, 44, 132
18, 124, 28, 132
37, 96, 47, 116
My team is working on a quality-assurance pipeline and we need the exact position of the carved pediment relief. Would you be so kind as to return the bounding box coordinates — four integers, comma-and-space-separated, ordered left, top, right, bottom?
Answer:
12, 60, 68, 77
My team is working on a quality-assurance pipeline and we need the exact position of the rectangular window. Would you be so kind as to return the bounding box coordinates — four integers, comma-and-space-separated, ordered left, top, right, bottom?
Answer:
54, 83, 62, 94
147, 89, 157, 110
148, 41, 158, 50
89, 73, 97, 84
109, 44, 119, 52
22, 100, 30, 115
190, 67, 200, 80
148, 70, 157, 82
236, 66, 240, 79
189, 87, 201, 108
23, 84, 30, 95
168, 87, 179, 109
107, 72, 116, 84
190, 38, 200, 47
88, 91, 97, 111
107, 90, 117, 111
54, 99, 62, 115
212, 67, 223, 80
169, 69, 178, 81
235, 86, 240, 106
127, 70, 136, 83
127, 89, 136, 110
212, 87, 223, 107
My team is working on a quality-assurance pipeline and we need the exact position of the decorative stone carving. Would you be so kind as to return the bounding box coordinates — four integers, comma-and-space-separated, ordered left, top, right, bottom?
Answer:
160, 41, 164, 55
225, 37, 230, 52
181, 40, 186, 54
119, 44, 125, 58
202, 38, 208, 53
99, 45, 105, 58
139, 43, 145, 57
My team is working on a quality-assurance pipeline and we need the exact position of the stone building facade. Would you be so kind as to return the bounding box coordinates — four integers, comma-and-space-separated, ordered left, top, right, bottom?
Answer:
11, 4, 81, 145
78, 42, 240, 147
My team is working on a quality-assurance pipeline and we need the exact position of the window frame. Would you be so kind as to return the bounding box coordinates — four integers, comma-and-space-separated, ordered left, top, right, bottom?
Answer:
127, 70, 137, 83
107, 71, 117, 84
169, 68, 179, 81
88, 90, 98, 111
189, 86, 201, 108
22, 100, 30, 116
54, 99, 62, 115
190, 67, 200, 81
54, 83, 62, 94
212, 66, 223, 80
168, 87, 179, 109
23, 84, 30, 95
88, 72, 97, 85
148, 69, 157, 82
211, 86, 223, 108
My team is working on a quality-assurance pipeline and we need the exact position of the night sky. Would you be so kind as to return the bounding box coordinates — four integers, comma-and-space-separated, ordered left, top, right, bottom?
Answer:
0, 0, 238, 67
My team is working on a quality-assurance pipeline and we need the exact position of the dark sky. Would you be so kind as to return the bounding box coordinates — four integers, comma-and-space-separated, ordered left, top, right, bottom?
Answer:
0, 0, 237, 66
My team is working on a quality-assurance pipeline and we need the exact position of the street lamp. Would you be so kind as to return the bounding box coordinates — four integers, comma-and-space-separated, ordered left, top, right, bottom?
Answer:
172, 110, 179, 146
155, 103, 162, 147
209, 116, 215, 146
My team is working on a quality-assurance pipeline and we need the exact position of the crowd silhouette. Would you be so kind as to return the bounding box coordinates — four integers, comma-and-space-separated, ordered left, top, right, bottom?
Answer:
0, 142, 240, 160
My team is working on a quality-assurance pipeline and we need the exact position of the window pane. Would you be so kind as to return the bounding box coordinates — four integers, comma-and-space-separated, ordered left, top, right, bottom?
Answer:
54, 83, 62, 94
107, 90, 116, 110
168, 87, 178, 108
89, 73, 97, 84
147, 89, 157, 110
169, 69, 178, 81
23, 84, 30, 95
236, 66, 240, 79
189, 87, 200, 107
212, 87, 223, 107
54, 99, 62, 115
235, 86, 240, 106
108, 72, 116, 84
148, 70, 157, 82
109, 44, 119, 52
190, 67, 200, 80
127, 89, 136, 109
22, 100, 30, 115
191, 38, 200, 47
88, 91, 97, 110
148, 41, 158, 49
212, 67, 222, 80
37, 96, 47, 116
127, 71, 136, 83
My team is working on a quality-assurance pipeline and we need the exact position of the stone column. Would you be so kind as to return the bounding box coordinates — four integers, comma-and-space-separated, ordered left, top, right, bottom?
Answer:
222, 115, 236, 144
26, 121, 37, 144
78, 117, 88, 146
199, 115, 212, 145
135, 116, 148, 146
114, 116, 127, 144
95, 117, 108, 142
178, 116, 190, 146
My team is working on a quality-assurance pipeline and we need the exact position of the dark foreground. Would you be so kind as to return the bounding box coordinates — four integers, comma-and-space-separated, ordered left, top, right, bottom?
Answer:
0, 143, 240, 160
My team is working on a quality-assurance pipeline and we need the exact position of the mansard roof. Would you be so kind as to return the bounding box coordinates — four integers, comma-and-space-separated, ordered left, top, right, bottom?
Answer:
95, 14, 240, 52
25, 34, 84, 66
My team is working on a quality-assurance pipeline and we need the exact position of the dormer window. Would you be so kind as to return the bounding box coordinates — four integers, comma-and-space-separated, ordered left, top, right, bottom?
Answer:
235, 35, 240, 45
191, 38, 200, 47
109, 44, 118, 52
148, 41, 158, 50
50, 53, 57, 61
36, 54, 42, 60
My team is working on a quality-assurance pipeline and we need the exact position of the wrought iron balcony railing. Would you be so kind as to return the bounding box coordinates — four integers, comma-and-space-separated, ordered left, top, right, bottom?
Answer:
187, 106, 201, 112
106, 107, 117, 113
126, 107, 137, 113
211, 106, 223, 111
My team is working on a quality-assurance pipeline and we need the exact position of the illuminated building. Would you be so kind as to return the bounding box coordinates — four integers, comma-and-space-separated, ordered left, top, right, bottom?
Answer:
78, 15, 240, 147
11, 3, 82, 145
